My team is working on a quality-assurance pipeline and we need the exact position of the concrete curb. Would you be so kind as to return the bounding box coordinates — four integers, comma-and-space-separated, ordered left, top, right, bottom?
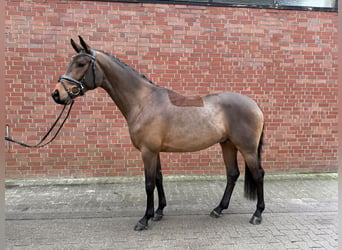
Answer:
5, 172, 337, 187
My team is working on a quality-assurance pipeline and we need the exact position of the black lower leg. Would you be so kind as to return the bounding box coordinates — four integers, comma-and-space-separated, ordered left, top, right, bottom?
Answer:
135, 180, 155, 231
134, 150, 158, 231
153, 156, 166, 221
250, 168, 265, 225
211, 173, 239, 218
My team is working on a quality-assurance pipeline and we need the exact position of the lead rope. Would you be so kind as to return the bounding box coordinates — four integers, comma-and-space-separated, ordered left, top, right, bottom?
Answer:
5, 100, 74, 148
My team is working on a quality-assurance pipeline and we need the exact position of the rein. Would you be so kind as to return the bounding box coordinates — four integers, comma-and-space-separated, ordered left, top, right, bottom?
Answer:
5, 100, 74, 148
5, 50, 97, 148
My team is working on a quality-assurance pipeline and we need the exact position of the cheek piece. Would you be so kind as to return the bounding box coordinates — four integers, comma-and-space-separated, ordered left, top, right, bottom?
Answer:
58, 50, 97, 99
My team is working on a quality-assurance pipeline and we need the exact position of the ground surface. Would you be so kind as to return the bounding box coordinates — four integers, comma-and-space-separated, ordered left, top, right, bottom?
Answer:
5, 173, 338, 249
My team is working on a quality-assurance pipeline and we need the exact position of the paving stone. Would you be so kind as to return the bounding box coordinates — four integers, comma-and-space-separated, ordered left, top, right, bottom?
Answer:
5, 173, 338, 249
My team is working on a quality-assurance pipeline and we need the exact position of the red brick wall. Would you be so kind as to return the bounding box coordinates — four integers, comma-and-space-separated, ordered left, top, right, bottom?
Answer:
5, 0, 338, 178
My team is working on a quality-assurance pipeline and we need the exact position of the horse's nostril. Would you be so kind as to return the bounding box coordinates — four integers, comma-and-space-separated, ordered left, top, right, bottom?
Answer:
52, 89, 60, 102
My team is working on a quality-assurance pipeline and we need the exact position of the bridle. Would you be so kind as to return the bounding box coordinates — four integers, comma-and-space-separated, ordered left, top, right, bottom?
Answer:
58, 50, 97, 99
4, 50, 98, 148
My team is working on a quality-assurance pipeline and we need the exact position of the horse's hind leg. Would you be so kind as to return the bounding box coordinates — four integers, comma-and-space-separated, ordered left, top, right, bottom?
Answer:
210, 141, 239, 218
153, 154, 167, 221
244, 153, 265, 225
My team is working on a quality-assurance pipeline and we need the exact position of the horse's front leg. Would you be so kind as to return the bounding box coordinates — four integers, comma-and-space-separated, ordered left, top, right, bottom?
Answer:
153, 153, 167, 221
134, 150, 158, 231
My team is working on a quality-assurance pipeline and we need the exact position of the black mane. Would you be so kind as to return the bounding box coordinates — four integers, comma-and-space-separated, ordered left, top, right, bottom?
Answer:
97, 50, 156, 86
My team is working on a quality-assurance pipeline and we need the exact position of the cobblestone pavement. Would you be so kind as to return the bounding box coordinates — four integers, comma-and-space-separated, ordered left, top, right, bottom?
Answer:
5, 173, 338, 249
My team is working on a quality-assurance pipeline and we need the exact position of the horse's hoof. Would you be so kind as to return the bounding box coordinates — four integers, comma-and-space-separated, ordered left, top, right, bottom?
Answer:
152, 213, 163, 221
134, 222, 147, 231
210, 210, 221, 218
250, 215, 262, 225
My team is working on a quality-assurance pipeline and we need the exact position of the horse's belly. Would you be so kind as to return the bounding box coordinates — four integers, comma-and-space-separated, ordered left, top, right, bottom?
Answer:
160, 115, 226, 152
161, 137, 221, 152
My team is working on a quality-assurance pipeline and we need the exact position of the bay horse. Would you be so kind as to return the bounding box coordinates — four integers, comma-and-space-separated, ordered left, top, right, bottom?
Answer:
52, 36, 265, 231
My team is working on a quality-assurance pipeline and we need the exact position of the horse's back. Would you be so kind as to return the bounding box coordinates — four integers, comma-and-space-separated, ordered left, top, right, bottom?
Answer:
205, 91, 260, 110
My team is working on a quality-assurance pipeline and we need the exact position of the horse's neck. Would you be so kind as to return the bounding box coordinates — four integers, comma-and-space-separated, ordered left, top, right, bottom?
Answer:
98, 52, 155, 121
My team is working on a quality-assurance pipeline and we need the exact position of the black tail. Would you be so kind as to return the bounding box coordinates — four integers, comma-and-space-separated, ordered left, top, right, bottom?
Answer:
257, 129, 264, 164
244, 129, 264, 200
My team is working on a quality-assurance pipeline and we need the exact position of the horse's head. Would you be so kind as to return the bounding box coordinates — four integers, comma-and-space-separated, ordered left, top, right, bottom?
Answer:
52, 36, 101, 105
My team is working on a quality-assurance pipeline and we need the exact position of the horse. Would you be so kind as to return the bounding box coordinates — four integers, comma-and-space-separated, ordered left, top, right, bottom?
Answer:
52, 36, 265, 231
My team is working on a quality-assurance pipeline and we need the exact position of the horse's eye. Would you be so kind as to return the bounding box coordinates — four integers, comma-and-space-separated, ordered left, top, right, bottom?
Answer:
77, 62, 86, 67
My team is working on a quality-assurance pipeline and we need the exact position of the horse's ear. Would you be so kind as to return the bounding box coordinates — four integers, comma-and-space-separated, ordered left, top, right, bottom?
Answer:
71, 38, 82, 53
78, 35, 91, 54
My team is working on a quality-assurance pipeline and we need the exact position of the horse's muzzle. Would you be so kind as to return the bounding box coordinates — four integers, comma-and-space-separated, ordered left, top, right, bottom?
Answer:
52, 89, 68, 105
